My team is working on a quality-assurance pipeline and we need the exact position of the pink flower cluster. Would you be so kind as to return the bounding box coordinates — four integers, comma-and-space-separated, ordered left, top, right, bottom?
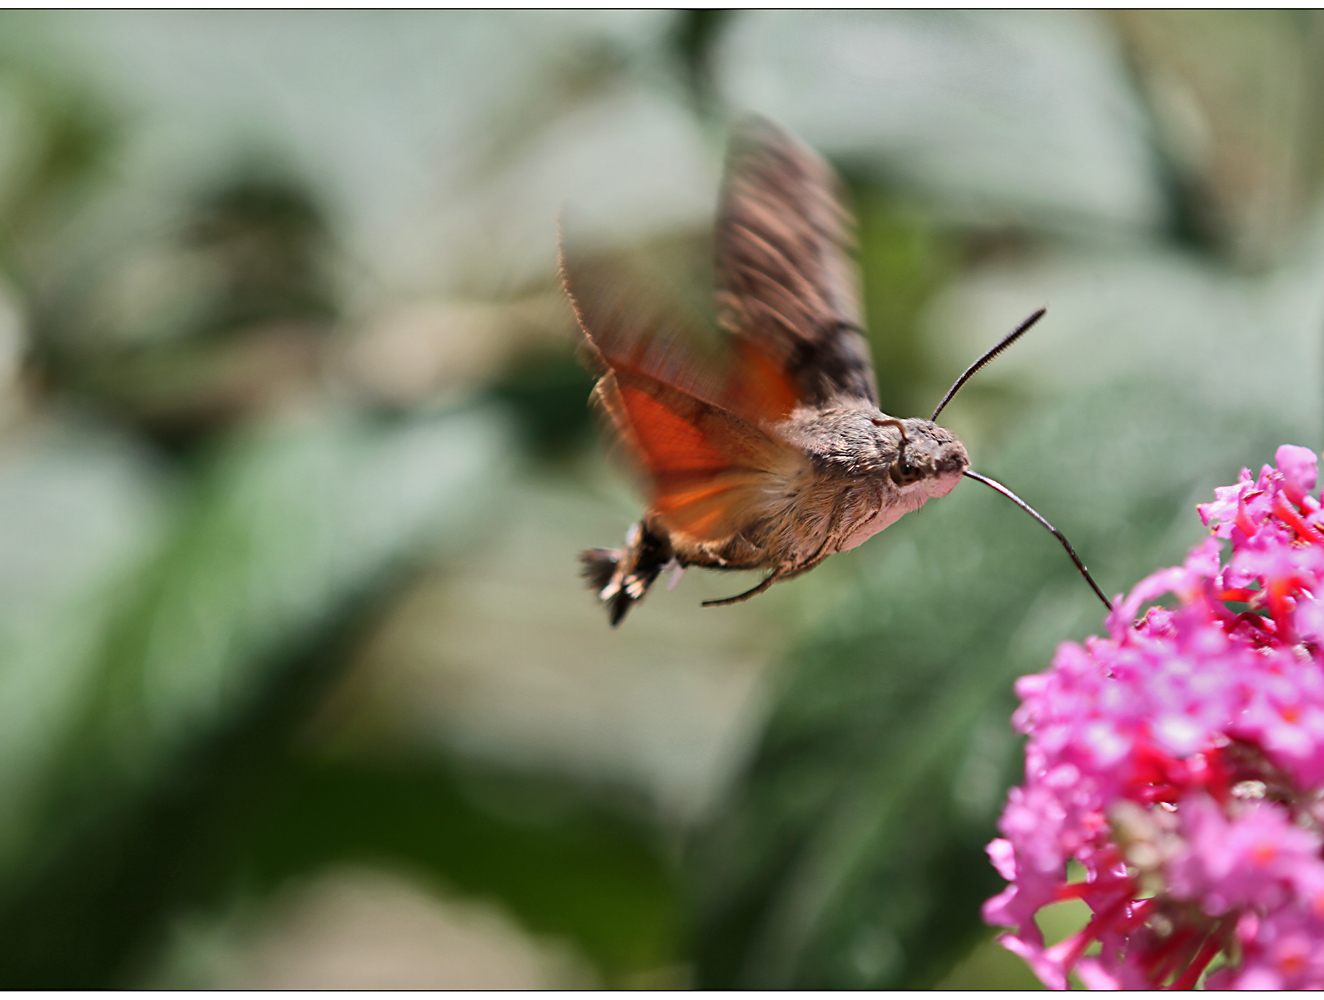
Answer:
985, 444, 1324, 989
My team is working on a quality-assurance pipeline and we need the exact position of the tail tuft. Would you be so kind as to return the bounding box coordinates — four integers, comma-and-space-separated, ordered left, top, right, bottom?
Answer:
580, 547, 621, 594
580, 522, 672, 626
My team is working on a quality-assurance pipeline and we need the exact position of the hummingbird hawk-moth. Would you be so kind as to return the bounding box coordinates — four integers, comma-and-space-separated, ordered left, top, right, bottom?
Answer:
564, 117, 1109, 626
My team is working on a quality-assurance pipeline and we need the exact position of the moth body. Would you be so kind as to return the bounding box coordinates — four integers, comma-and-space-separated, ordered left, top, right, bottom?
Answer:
581, 403, 969, 624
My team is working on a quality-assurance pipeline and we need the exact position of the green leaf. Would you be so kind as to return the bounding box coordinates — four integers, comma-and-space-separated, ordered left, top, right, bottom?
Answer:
0, 403, 511, 985
170, 754, 680, 983
80, 404, 507, 781
0, 421, 167, 861
717, 11, 1166, 237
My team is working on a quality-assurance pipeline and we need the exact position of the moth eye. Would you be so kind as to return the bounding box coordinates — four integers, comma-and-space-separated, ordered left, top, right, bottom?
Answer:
890, 461, 923, 487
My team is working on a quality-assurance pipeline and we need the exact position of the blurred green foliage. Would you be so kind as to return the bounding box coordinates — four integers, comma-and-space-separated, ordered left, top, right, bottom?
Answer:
0, 9, 1318, 989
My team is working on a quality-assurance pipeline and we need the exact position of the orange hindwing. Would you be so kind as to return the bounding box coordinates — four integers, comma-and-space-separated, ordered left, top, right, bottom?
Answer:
561, 248, 806, 546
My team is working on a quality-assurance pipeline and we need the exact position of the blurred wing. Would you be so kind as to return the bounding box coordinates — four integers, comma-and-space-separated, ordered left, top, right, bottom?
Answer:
596, 369, 801, 542
562, 249, 806, 544
716, 116, 878, 407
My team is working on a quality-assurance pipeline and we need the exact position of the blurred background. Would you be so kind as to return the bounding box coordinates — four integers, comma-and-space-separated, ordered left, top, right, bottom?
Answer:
0, 10, 1319, 988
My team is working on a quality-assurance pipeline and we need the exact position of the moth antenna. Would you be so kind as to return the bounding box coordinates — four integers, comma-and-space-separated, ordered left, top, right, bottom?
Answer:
931, 307, 1046, 422
964, 469, 1112, 612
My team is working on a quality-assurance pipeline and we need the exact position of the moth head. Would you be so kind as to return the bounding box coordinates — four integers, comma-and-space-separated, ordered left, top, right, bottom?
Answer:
874, 417, 968, 498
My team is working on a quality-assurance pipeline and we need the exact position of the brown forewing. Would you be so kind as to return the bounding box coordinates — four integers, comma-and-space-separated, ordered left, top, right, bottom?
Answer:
715, 116, 879, 408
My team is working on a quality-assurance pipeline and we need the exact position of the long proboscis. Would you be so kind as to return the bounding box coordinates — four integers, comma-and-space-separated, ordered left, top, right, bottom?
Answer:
965, 469, 1112, 612
931, 308, 1046, 422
